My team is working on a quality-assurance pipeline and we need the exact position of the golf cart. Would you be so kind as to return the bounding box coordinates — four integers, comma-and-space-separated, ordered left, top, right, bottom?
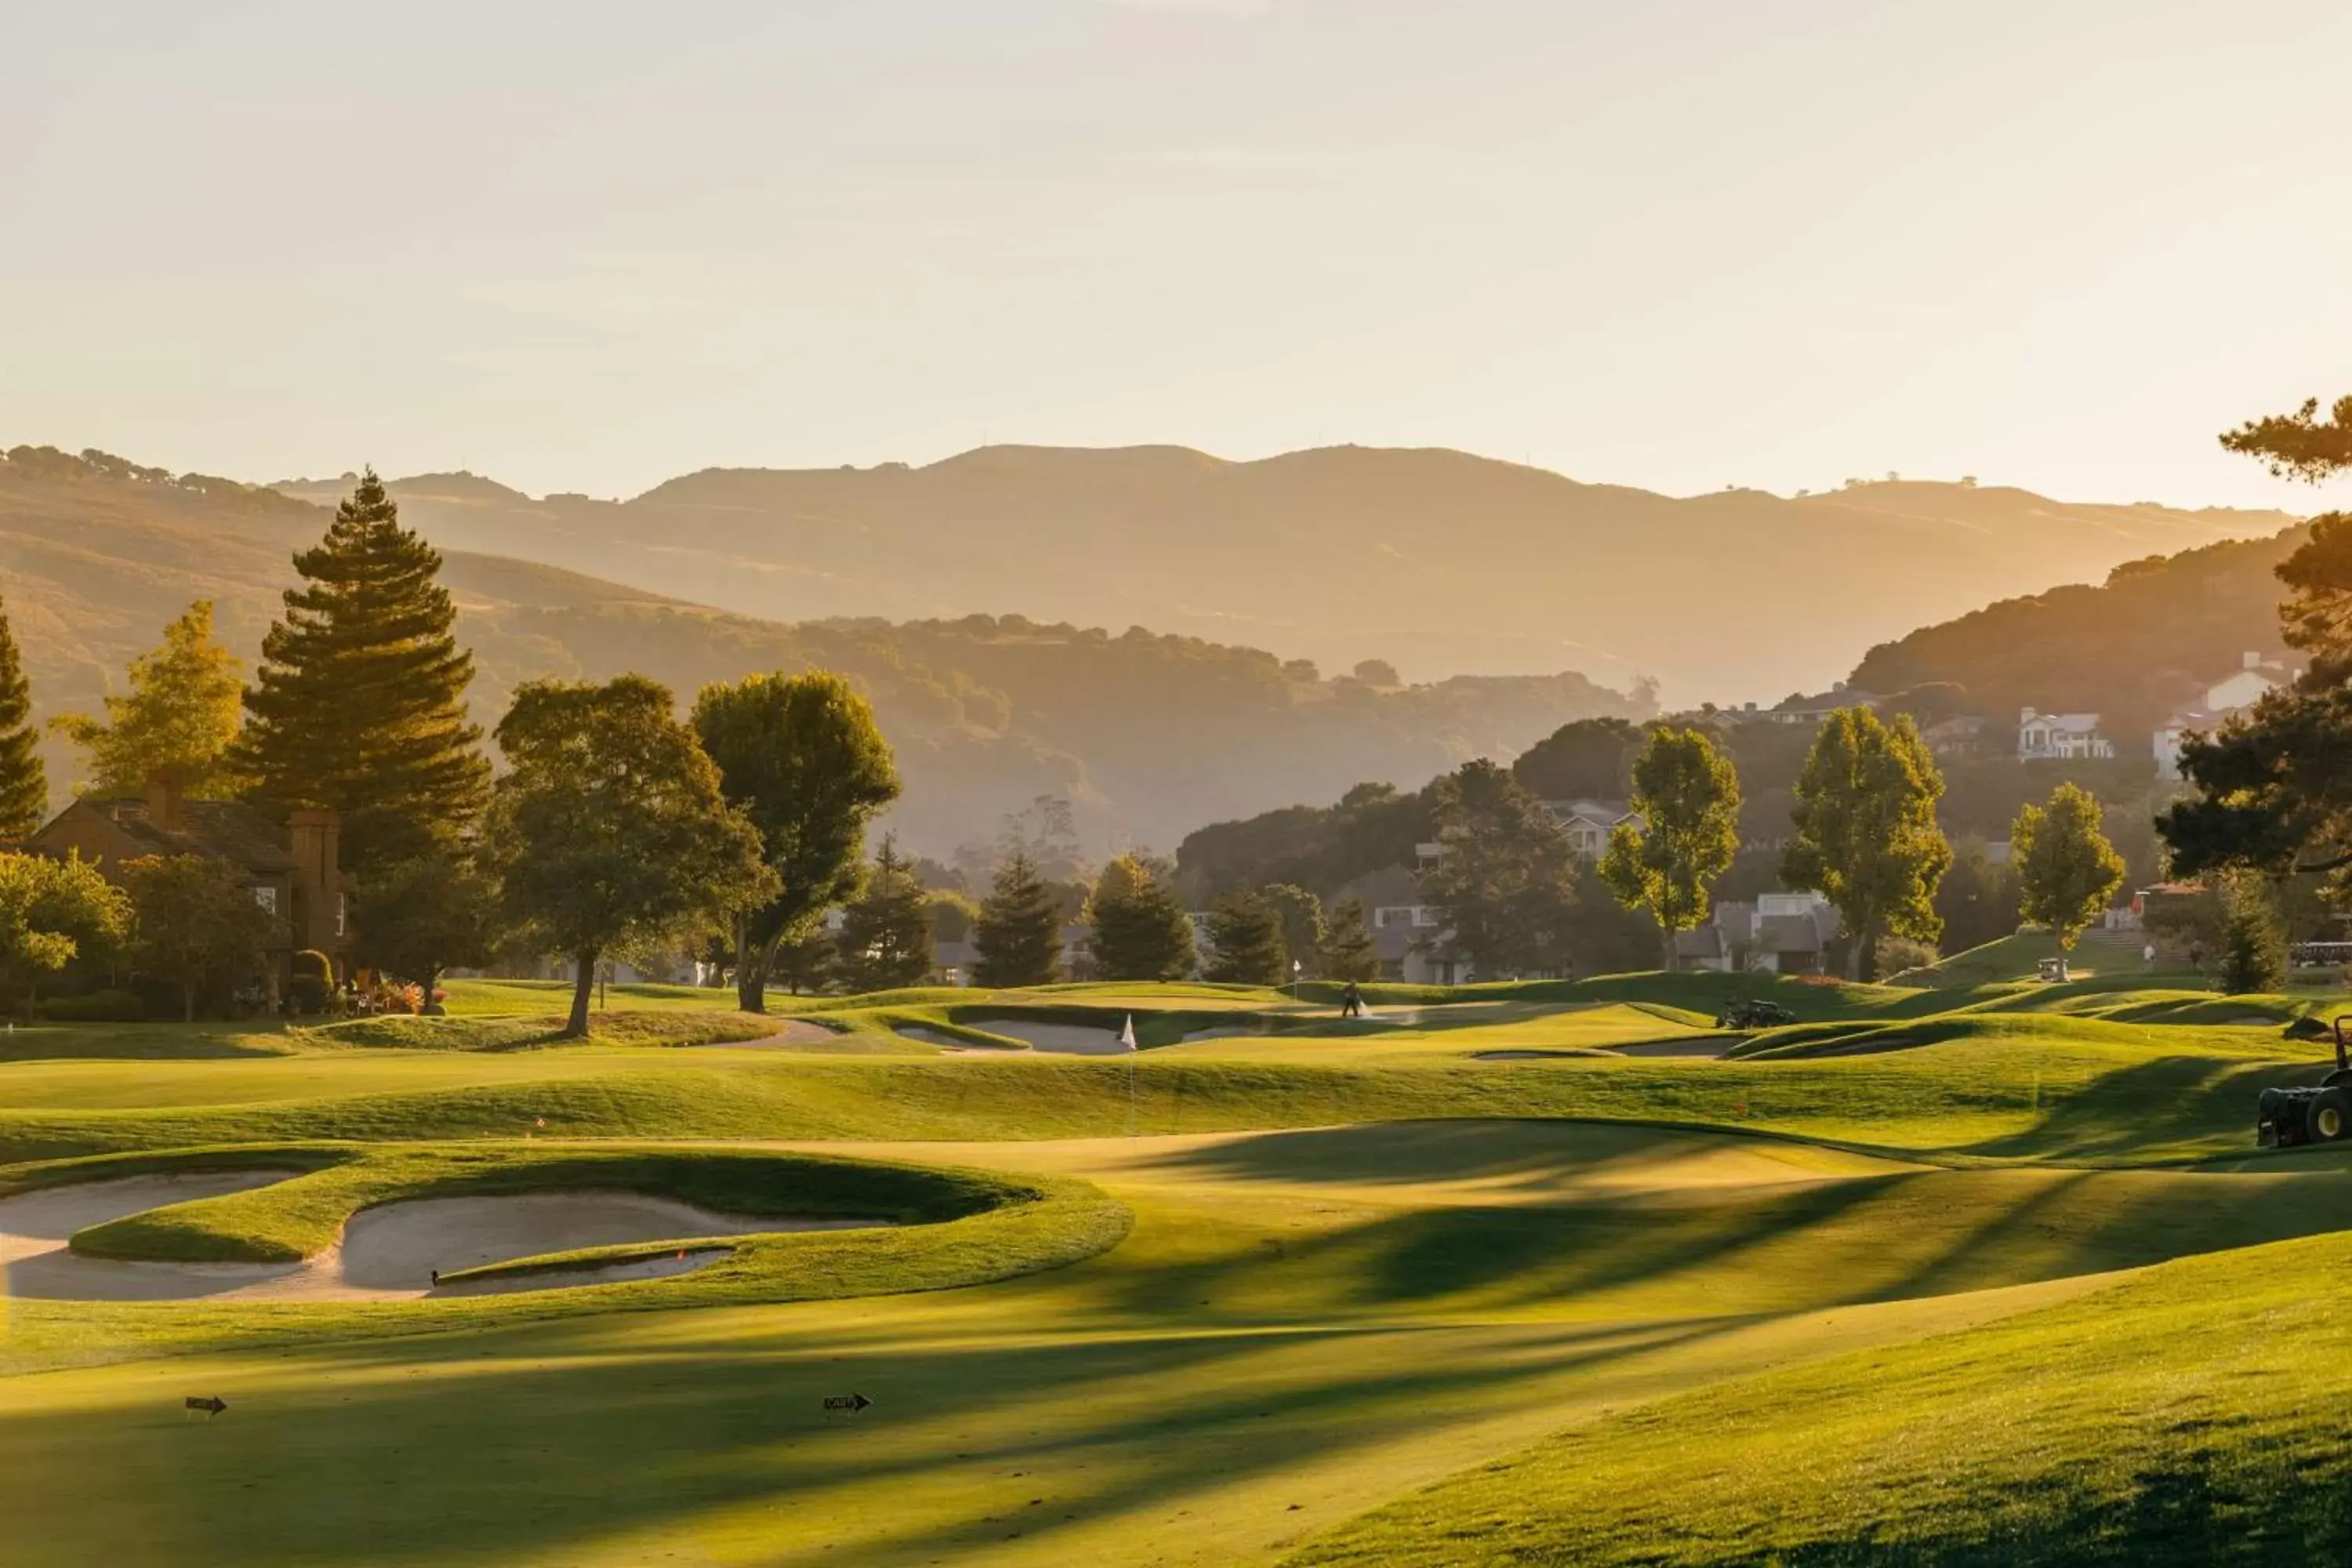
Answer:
1715, 999, 1798, 1031
2257, 1015, 2352, 1148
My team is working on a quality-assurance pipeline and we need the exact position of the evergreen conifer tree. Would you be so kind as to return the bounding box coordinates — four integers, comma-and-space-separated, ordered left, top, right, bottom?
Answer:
1319, 897, 1381, 983
973, 851, 1064, 988
835, 838, 935, 993
1087, 855, 1197, 981
1203, 891, 1287, 985
238, 470, 488, 870
0, 595, 46, 837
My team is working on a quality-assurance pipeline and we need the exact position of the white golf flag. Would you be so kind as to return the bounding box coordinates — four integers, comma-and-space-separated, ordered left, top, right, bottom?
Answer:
1120, 1014, 1138, 1051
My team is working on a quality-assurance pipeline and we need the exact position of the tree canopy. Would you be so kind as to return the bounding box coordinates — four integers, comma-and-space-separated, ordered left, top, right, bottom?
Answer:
120, 853, 277, 1022
485, 675, 774, 1035
1421, 759, 1579, 980
0, 597, 45, 838
1782, 707, 1951, 978
2160, 394, 2352, 893
1318, 897, 1381, 983
52, 601, 245, 800
973, 851, 1063, 988
1087, 855, 1196, 982
2011, 782, 2126, 967
237, 470, 488, 870
691, 669, 900, 1011
834, 838, 935, 993
1203, 891, 1287, 985
1599, 726, 1741, 970
0, 851, 127, 1015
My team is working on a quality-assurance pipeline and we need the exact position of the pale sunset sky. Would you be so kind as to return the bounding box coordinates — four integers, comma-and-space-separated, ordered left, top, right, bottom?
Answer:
4, 0, 2347, 508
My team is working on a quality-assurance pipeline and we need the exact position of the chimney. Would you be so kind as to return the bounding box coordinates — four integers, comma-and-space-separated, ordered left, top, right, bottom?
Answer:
2020, 706, 2035, 725
2245, 651, 2262, 670
288, 810, 341, 946
144, 772, 183, 833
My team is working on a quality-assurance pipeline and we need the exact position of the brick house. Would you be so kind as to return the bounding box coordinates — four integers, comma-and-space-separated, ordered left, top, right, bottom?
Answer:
30, 778, 355, 990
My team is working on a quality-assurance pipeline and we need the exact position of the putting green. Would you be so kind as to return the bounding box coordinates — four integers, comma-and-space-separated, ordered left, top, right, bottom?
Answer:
5, 975, 2350, 1565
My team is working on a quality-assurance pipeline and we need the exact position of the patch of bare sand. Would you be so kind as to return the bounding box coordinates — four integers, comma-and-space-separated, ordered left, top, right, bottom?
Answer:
2, 1183, 889, 1304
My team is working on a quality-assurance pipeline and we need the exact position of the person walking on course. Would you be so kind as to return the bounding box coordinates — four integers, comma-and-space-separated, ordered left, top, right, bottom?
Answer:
1340, 981, 1364, 1020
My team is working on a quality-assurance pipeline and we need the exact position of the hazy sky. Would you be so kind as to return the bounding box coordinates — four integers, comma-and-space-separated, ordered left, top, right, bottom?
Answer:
6, 0, 2349, 508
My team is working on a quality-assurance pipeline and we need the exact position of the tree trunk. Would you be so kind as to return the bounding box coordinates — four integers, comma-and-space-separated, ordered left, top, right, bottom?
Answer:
566, 949, 597, 1037
737, 925, 789, 1015
181, 981, 197, 1024
419, 964, 444, 1016
1661, 927, 1679, 975
1849, 923, 1875, 982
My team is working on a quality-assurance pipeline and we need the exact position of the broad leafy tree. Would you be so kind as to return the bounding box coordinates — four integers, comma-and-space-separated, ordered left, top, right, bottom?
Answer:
973, 851, 1063, 988
1421, 759, 1578, 979
0, 597, 46, 837
485, 676, 773, 1036
2011, 782, 2125, 978
1512, 717, 1640, 802
1203, 891, 1287, 985
352, 847, 495, 1011
834, 838, 935, 993
1318, 897, 1381, 983
1087, 855, 1196, 981
1781, 707, 1952, 978
238, 471, 489, 871
1599, 726, 1741, 971
0, 851, 128, 1015
52, 601, 245, 800
120, 853, 278, 1022
691, 670, 900, 1013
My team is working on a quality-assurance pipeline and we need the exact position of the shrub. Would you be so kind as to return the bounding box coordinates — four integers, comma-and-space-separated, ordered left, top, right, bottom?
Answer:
1873, 937, 1940, 981
35, 987, 146, 1022
292, 949, 334, 986
287, 974, 332, 1014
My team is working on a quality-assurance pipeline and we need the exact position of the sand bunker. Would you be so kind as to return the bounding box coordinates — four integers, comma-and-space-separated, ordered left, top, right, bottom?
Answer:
903, 1022, 1139, 1054
1, 1181, 889, 1304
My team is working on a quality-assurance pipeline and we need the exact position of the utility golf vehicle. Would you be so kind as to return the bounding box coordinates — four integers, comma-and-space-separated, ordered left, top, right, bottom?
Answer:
1715, 999, 1798, 1031
2257, 1016, 2352, 1147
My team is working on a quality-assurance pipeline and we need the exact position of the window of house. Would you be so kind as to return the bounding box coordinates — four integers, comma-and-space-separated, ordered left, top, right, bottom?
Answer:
252, 885, 278, 915
336, 891, 347, 937
1413, 906, 1439, 927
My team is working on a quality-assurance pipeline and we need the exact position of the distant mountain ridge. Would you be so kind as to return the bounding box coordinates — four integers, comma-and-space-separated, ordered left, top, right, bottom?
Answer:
0, 445, 1644, 856
271, 445, 2298, 705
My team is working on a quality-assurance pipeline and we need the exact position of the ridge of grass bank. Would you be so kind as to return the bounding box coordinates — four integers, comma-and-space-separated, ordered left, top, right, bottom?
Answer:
2, 1024, 2338, 1169
1283, 1221, 2352, 1567
296, 1009, 778, 1052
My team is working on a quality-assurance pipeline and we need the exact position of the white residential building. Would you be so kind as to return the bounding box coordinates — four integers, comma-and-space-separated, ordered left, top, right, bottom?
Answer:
1539, 799, 1635, 858
2019, 708, 2114, 761
2154, 652, 2291, 780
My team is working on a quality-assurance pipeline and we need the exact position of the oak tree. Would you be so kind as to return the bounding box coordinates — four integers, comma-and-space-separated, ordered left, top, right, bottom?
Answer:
1599, 726, 1741, 971
1781, 707, 1952, 978
2011, 782, 2125, 978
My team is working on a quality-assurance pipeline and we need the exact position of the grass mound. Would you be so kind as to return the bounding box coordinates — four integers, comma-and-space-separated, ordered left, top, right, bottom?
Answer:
299, 1009, 776, 1052
1284, 1224, 2352, 1567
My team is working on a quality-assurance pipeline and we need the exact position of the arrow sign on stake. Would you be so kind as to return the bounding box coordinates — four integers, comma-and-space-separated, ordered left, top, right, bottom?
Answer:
822, 1393, 873, 1414
184, 1396, 227, 1417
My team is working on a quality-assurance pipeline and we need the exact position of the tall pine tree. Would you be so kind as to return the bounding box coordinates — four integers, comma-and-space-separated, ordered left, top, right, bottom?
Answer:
0, 595, 46, 838
973, 851, 1064, 988
238, 470, 488, 869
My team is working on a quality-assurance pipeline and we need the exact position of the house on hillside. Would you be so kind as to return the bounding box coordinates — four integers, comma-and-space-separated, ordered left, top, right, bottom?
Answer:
1918, 714, 1991, 759
1539, 799, 1635, 859
1671, 891, 1841, 975
1330, 865, 1460, 984
2018, 708, 2114, 761
2154, 652, 2293, 780
1762, 687, 1880, 725
30, 779, 353, 992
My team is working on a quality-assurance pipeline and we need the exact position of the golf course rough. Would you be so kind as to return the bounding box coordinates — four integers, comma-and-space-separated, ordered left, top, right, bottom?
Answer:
7, 967, 2352, 1565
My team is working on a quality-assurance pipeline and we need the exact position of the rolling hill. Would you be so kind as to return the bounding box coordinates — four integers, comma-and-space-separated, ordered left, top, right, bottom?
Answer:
269, 446, 2298, 705
1847, 525, 2308, 739
0, 445, 1644, 856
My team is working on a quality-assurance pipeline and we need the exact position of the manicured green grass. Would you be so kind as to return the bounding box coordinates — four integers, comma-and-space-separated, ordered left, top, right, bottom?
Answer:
10, 975, 2352, 1566
1283, 1218, 2352, 1567
296, 1007, 777, 1051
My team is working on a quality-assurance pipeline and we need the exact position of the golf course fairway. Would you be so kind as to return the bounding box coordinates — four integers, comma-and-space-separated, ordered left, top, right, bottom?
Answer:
6, 971, 2352, 1565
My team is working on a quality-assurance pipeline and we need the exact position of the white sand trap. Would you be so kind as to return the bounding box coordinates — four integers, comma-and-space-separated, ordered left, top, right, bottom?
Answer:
2, 1182, 888, 1303
902, 1022, 1141, 1054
